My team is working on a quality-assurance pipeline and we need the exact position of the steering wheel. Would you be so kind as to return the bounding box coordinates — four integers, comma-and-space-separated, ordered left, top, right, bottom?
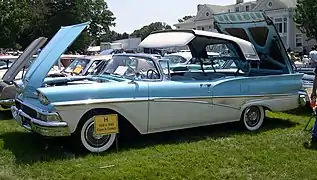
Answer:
146, 69, 159, 79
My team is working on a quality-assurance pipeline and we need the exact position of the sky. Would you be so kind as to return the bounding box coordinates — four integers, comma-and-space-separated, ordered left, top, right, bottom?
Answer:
107, 0, 240, 34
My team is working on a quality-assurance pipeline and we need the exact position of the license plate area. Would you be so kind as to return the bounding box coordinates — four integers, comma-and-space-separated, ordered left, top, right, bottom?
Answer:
21, 116, 31, 126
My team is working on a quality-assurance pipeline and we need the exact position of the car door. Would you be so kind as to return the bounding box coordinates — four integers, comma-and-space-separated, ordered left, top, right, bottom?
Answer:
147, 80, 215, 133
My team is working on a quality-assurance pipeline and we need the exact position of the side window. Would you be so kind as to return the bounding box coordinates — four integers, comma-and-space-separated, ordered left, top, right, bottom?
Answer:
190, 43, 240, 69
86, 60, 102, 75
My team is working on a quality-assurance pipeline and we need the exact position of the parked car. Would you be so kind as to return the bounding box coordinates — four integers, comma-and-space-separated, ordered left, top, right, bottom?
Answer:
11, 21, 304, 153
48, 55, 112, 77
0, 37, 47, 110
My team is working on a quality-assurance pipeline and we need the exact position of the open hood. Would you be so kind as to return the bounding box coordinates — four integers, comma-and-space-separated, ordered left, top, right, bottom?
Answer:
2, 37, 47, 83
213, 11, 294, 74
22, 22, 89, 92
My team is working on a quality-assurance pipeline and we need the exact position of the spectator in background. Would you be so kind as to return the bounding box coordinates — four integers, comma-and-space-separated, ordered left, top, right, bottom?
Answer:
303, 48, 307, 55
310, 46, 317, 145
309, 46, 317, 67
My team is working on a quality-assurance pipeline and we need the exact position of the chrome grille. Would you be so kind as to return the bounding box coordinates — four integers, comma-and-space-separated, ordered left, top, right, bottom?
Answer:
15, 101, 38, 119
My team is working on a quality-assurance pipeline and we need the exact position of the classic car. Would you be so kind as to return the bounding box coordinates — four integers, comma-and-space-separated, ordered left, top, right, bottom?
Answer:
11, 21, 304, 153
0, 37, 47, 110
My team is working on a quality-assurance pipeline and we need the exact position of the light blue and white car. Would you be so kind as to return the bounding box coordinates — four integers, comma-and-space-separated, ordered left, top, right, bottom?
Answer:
11, 20, 304, 153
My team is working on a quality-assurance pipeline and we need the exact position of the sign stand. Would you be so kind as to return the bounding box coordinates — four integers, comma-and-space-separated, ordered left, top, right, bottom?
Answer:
115, 136, 119, 153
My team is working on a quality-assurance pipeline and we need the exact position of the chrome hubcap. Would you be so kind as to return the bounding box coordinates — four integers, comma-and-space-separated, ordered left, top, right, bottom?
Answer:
85, 122, 111, 148
245, 107, 261, 127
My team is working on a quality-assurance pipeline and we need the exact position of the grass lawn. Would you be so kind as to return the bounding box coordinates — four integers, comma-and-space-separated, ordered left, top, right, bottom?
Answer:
0, 107, 317, 180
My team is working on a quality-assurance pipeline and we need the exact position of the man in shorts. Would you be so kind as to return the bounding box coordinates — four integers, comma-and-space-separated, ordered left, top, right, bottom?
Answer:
310, 46, 317, 142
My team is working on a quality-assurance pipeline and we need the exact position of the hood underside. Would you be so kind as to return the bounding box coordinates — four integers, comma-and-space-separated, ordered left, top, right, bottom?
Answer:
22, 22, 89, 93
2, 37, 47, 83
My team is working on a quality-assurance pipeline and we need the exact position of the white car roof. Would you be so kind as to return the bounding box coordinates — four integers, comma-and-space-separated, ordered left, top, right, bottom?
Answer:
139, 30, 259, 61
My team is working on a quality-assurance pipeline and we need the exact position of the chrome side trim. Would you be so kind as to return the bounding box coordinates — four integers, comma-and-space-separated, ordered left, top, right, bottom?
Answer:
153, 99, 211, 104
211, 103, 241, 110
52, 97, 149, 107
51, 93, 297, 107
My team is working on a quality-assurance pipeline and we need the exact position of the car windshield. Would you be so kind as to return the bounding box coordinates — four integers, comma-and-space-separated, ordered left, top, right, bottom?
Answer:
163, 55, 188, 64
101, 55, 160, 80
63, 58, 90, 74
189, 44, 238, 69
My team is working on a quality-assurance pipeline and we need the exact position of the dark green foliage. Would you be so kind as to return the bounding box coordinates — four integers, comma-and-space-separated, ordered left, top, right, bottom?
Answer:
0, 0, 116, 51
130, 22, 172, 40
294, 0, 317, 41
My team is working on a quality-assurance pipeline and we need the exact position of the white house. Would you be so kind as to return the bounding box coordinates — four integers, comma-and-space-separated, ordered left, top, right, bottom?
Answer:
173, 0, 316, 53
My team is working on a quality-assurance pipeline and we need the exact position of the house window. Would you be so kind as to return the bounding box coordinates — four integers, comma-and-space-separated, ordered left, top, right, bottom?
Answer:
201, 27, 205, 31
235, 7, 239, 12
268, 1, 273, 7
209, 25, 212, 30
274, 17, 287, 34
246, 5, 250, 12
295, 34, 303, 47
228, 9, 231, 12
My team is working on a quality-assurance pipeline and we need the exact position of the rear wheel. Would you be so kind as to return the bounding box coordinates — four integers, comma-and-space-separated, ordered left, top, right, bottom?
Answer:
241, 106, 265, 131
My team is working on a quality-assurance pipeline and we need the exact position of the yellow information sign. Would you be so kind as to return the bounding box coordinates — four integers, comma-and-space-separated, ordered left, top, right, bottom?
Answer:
73, 65, 83, 74
94, 114, 119, 135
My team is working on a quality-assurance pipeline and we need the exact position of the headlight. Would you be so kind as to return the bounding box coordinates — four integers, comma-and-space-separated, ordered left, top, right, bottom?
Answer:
37, 112, 62, 122
37, 90, 50, 105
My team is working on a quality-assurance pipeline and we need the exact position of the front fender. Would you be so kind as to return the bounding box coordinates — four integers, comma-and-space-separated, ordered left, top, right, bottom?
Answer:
54, 100, 149, 134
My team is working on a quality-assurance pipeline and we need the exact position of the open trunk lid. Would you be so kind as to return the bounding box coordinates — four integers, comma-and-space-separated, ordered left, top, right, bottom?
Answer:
213, 11, 294, 74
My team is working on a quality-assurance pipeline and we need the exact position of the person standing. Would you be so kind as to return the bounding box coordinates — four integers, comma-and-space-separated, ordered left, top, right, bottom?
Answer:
309, 46, 317, 66
310, 45, 317, 143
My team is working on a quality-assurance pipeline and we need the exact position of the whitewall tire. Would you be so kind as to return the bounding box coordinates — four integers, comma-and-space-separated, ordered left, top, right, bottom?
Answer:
242, 106, 265, 131
80, 117, 116, 153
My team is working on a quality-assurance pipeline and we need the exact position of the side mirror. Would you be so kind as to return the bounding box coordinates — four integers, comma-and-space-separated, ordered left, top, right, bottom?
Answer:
158, 59, 171, 79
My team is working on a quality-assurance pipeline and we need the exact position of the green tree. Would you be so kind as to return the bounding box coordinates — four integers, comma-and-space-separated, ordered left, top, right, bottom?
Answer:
0, 0, 30, 48
0, 0, 116, 51
294, 0, 317, 41
131, 22, 172, 40
178, 15, 195, 23
45, 0, 116, 50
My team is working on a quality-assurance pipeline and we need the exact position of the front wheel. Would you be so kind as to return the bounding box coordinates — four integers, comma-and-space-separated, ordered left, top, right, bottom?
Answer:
79, 116, 116, 153
241, 106, 265, 131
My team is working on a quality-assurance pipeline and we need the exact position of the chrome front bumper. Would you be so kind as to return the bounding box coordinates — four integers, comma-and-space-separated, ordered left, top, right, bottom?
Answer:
11, 105, 71, 137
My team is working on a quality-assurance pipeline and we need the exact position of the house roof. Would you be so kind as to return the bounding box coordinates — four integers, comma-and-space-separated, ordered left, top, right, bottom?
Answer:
205, 4, 234, 14
253, 0, 297, 10
174, 1, 258, 26
174, 16, 196, 26
279, 0, 297, 8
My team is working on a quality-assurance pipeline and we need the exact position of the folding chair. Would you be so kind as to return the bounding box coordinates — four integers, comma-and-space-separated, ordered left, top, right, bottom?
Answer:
303, 88, 316, 131
303, 111, 315, 131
